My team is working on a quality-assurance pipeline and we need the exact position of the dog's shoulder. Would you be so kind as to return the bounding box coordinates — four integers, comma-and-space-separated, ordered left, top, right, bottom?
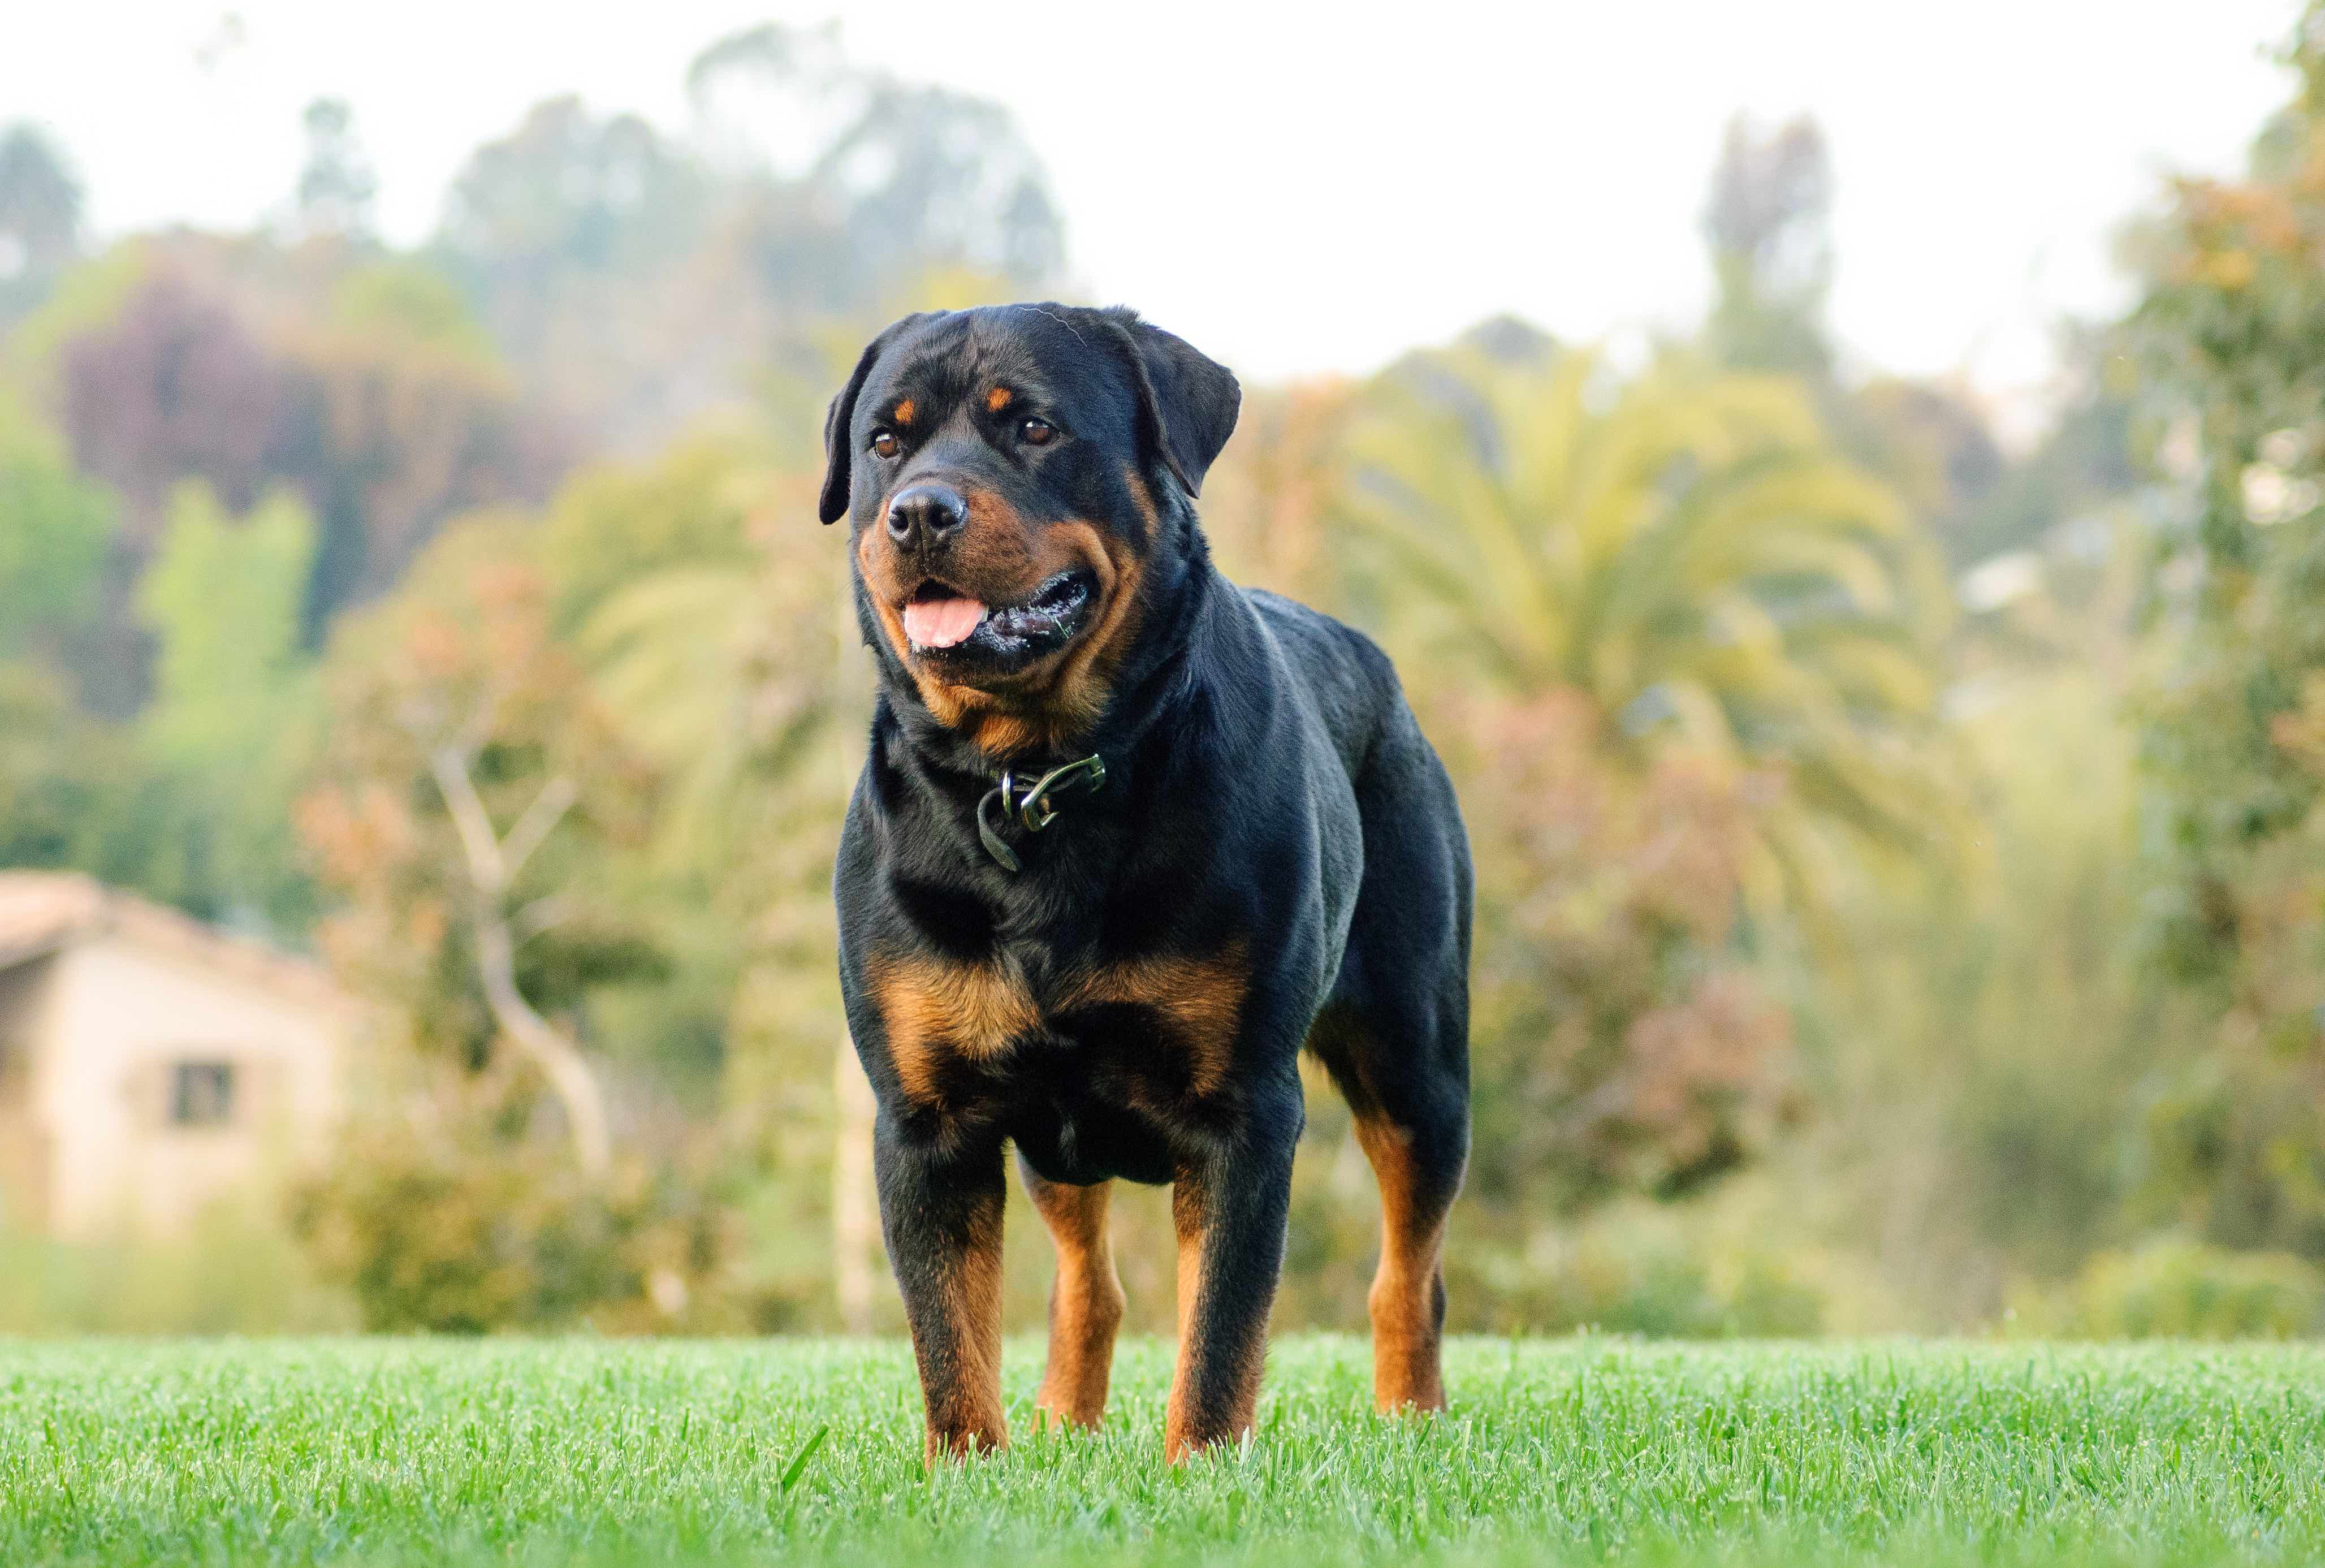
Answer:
1234, 585, 1404, 780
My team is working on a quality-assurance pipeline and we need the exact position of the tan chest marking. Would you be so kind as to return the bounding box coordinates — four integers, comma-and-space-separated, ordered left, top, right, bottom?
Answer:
869, 943, 1248, 1103
871, 953, 1042, 1103
1071, 945, 1248, 1096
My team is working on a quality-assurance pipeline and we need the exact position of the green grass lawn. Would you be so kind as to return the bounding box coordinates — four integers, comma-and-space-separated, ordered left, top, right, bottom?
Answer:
2, 1334, 2321, 1567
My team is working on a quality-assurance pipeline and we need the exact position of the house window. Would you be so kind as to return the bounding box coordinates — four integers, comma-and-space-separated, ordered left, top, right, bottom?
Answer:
169, 1061, 236, 1128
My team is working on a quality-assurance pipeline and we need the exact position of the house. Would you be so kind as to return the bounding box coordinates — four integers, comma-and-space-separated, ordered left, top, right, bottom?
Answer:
0, 872, 356, 1238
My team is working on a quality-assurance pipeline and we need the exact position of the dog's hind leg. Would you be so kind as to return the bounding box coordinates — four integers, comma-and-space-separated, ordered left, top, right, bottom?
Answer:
1313, 1002, 1468, 1412
1310, 706, 1472, 1414
1018, 1156, 1125, 1429
1350, 1093, 1465, 1410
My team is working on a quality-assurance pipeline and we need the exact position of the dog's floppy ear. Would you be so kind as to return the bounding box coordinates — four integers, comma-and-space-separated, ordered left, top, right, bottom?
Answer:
818, 314, 931, 525
1099, 308, 1242, 500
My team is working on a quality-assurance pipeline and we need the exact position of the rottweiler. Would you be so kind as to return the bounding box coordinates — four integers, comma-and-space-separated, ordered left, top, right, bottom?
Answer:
820, 303, 1472, 1462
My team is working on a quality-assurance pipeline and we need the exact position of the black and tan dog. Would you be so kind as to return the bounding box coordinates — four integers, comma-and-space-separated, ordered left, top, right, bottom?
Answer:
820, 303, 1471, 1462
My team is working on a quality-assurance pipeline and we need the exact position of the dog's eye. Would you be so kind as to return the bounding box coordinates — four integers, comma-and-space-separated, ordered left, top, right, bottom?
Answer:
1018, 417, 1056, 447
869, 430, 900, 459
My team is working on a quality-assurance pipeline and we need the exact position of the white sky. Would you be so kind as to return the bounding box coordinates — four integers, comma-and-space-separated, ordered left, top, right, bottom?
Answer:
0, 1, 2298, 408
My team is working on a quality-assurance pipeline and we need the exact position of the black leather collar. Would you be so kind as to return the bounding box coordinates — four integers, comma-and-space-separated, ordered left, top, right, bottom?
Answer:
974, 754, 1108, 871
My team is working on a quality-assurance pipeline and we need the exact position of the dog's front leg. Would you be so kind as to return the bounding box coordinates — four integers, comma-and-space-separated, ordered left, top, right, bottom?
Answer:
1165, 1095, 1300, 1461
876, 1120, 1009, 1460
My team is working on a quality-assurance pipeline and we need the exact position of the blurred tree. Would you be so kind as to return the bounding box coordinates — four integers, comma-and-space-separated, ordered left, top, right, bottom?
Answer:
278, 271, 562, 640
1699, 104, 2145, 617
1844, 377, 2006, 559
1796, 634, 2199, 1324
49, 260, 560, 686
1956, 353, 2137, 567
293, 99, 378, 241
436, 97, 714, 303
1295, 321, 1959, 1284
133, 482, 321, 930
1702, 115, 1835, 380
1197, 378, 1358, 608
139, 482, 316, 771
0, 401, 113, 662
0, 661, 113, 875
50, 269, 285, 713
0, 124, 81, 320
1450, 688, 1794, 1213
290, 513, 807, 1333
430, 98, 722, 443
688, 23, 1064, 290
1845, 336, 2142, 582
0, 663, 191, 899
290, 1087, 744, 1332
58, 269, 286, 535
1336, 329, 1957, 920
327, 259, 498, 361
0, 239, 148, 420
298, 519, 662, 1173
565, 433, 868, 1322
2122, 0, 2325, 1259
546, 433, 820, 1109
539, 433, 760, 637
432, 31, 1065, 451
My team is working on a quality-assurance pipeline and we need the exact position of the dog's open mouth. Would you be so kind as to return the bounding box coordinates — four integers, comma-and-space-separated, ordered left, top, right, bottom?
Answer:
900, 570, 1095, 667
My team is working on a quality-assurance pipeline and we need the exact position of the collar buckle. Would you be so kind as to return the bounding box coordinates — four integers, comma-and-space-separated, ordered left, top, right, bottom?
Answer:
976, 753, 1107, 871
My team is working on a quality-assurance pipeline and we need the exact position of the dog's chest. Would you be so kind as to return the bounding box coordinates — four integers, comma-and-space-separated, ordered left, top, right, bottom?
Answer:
867, 936, 1248, 1112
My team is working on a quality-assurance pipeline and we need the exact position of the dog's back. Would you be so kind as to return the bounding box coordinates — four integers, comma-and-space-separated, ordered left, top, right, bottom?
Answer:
1242, 586, 1405, 784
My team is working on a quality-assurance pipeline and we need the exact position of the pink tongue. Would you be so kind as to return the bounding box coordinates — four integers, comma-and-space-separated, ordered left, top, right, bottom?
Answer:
902, 595, 987, 649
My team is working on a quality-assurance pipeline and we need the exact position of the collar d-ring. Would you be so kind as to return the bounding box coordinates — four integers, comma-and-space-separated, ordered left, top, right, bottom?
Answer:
975, 753, 1107, 871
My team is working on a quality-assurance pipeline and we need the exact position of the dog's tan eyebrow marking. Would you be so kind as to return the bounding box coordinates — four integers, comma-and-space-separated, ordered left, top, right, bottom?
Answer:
892, 398, 916, 426
985, 386, 1013, 413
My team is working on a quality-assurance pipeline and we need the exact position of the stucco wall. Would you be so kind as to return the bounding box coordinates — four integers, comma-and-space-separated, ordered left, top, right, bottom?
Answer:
33, 935, 345, 1238
0, 955, 59, 1229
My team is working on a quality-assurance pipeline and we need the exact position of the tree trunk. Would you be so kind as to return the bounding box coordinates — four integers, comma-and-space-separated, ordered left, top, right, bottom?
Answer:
421, 737, 612, 1180
476, 905, 613, 1178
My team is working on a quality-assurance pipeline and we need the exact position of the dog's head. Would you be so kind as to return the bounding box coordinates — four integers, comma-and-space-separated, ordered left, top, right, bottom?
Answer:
820, 304, 1239, 758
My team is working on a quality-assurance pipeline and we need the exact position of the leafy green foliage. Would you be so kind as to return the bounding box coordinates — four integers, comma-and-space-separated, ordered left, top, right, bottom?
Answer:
0, 400, 111, 657
1335, 334, 1963, 936
289, 1082, 747, 1333
0, 1207, 351, 1334
298, 517, 660, 1065
2014, 1236, 2325, 1340
0, 664, 206, 902
2124, 1, 2325, 1261
133, 481, 321, 928
540, 434, 764, 636
139, 482, 316, 767
1451, 689, 1792, 1213
328, 261, 499, 364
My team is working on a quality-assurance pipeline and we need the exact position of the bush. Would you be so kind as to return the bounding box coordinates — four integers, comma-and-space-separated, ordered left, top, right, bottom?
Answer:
0, 1203, 355, 1334
2013, 1237, 2325, 1340
289, 1072, 760, 1334
1446, 1197, 1827, 1338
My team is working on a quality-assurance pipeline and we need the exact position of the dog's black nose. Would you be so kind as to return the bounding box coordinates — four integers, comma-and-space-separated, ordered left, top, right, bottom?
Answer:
886, 483, 969, 547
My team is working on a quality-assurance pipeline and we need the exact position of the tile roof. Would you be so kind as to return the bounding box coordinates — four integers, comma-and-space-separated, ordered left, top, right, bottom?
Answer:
0, 871, 351, 1012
